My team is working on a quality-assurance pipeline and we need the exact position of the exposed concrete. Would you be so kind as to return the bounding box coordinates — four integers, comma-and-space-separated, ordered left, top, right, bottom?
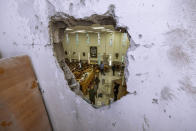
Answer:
50, 12, 131, 39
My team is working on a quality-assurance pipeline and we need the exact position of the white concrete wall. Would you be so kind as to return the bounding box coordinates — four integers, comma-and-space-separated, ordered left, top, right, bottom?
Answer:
0, 0, 196, 131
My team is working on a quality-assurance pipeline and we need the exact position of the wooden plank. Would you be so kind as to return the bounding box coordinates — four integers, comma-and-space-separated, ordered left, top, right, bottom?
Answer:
0, 55, 52, 131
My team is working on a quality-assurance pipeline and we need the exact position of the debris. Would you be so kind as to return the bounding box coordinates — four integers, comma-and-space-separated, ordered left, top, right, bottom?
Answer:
138, 34, 142, 39
112, 122, 116, 127
152, 98, 158, 104
161, 87, 174, 101
136, 73, 142, 76
143, 43, 154, 48
130, 91, 137, 95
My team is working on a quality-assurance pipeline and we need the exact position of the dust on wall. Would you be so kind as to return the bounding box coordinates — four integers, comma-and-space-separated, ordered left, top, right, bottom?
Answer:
0, 0, 196, 131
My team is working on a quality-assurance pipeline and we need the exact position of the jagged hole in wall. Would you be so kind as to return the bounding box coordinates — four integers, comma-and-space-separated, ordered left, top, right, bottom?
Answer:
49, 13, 130, 108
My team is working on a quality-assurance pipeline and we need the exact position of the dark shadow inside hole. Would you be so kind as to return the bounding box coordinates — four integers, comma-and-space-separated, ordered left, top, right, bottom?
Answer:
49, 13, 130, 108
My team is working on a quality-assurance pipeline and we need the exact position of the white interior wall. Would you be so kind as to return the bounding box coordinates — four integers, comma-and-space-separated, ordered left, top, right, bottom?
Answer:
0, 0, 196, 131
63, 32, 129, 62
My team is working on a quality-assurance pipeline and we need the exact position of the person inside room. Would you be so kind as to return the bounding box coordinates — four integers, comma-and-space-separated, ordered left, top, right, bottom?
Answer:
112, 64, 116, 76
95, 75, 100, 88
100, 61, 105, 75
113, 82, 120, 101
89, 86, 96, 105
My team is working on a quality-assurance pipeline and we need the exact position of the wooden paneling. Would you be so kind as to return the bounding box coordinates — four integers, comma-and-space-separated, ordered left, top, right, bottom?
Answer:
80, 70, 95, 95
0, 56, 52, 131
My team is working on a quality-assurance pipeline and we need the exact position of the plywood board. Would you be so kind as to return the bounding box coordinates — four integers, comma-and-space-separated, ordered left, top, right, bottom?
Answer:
0, 55, 52, 131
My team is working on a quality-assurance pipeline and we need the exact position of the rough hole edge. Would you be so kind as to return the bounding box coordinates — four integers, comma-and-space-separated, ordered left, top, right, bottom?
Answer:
48, 12, 133, 109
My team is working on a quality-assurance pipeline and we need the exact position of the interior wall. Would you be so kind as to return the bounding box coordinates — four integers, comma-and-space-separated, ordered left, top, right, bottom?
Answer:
0, 0, 196, 131
63, 32, 129, 62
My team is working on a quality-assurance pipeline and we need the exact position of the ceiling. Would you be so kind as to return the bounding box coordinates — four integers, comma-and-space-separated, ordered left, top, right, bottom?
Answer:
65, 24, 116, 33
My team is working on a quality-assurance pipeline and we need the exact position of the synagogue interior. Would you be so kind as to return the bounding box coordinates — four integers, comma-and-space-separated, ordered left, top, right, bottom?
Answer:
59, 24, 130, 107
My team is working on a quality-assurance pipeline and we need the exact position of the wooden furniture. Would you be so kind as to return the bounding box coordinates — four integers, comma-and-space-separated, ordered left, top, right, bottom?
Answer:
65, 60, 97, 95
0, 55, 52, 131
79, 69, 95, 95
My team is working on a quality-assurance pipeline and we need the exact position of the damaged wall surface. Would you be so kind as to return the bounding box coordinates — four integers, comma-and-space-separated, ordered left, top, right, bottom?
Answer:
0, 0, 196, 131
